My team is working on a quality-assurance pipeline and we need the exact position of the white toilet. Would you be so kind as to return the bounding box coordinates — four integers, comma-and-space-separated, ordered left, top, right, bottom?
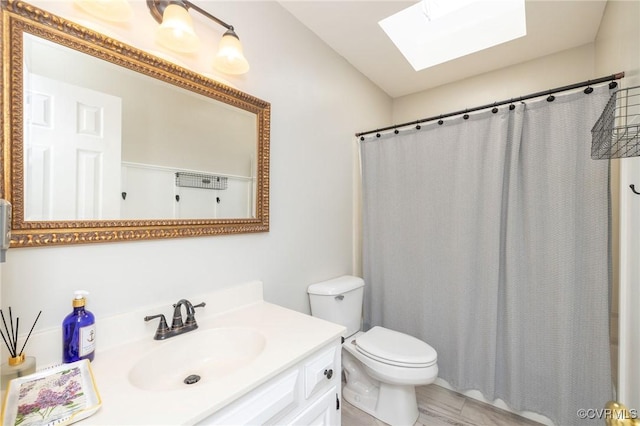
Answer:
308, 275, 438, 426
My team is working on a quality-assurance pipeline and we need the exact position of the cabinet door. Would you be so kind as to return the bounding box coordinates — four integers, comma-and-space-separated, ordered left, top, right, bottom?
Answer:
198, 370, 299, 425
304, 346, 339, 399
287, 386, 340, 426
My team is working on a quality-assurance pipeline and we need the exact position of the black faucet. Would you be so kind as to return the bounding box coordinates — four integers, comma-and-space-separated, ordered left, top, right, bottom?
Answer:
145, 299, 206, 340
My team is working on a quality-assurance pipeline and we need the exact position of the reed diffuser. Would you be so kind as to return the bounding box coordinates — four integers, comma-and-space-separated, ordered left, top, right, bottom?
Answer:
0, 308, 41, 390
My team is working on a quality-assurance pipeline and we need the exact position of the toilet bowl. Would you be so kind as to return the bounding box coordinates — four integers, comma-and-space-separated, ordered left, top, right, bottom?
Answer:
308, 276, 438, 426
342, 328, 438, 425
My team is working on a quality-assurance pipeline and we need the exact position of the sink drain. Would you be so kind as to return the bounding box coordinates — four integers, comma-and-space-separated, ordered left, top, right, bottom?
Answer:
184, 374, 201, 385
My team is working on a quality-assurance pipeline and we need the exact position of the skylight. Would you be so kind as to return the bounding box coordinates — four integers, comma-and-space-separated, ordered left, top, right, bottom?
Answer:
379, 0, 527, 71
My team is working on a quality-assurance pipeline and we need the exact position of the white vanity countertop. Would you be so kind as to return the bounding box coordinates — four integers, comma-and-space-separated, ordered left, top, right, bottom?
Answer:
85, 301, 345, 425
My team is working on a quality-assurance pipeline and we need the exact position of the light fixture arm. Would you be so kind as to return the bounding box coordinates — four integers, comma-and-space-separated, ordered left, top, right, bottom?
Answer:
183, 1, 233, 32
147, 0, 238, 36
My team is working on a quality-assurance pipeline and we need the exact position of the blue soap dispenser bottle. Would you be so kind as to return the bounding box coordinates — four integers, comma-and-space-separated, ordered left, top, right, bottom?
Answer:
62, 290, 96, 363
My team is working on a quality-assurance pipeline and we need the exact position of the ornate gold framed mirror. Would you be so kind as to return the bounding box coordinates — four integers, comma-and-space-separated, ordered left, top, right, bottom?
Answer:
1, 0, 270, 247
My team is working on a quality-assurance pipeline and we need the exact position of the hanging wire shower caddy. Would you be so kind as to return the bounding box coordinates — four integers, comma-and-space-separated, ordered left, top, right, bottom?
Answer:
591, 85, 640, 159
175, 172, 228, 190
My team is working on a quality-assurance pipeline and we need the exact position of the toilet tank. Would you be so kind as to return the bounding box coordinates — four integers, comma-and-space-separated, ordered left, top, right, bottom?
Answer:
307, 276, 364, 338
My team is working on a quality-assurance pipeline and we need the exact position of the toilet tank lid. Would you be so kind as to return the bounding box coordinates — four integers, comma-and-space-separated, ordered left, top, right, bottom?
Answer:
307, 275, 364, 296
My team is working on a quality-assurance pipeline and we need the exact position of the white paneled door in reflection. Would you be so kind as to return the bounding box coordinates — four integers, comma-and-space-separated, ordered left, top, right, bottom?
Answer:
24, 73, 122, 221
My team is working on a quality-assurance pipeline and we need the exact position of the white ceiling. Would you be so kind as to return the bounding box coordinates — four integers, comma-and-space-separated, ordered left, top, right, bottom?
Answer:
278, 1, 608, 98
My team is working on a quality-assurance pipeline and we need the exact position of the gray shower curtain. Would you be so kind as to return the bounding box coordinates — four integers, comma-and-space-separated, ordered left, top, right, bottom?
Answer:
361, 85, 612, 426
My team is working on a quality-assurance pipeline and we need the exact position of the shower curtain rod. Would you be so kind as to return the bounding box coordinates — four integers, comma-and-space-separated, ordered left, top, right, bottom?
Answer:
355, 71, 625, 138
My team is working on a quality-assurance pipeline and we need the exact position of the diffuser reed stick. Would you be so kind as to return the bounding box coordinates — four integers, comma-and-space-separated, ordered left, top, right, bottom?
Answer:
0, 308, 41, 357
19, 311, 41, 356
0, 309, 12, 356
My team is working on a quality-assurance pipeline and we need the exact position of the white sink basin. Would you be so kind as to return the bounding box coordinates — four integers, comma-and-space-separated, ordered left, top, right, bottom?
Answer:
128, 327, 266, 391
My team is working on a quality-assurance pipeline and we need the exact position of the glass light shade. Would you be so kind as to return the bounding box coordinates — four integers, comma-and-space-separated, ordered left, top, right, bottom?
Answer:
213, 33, 250, 75
74, 0, 133, 22
155, 3, 200, 54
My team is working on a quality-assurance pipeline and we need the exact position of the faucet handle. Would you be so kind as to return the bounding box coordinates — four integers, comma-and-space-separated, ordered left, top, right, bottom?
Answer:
185, 302, 206, 327
144, 314, 170, 340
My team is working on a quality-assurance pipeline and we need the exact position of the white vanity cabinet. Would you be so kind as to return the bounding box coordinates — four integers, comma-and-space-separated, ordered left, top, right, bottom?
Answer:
197, 339, 342, 425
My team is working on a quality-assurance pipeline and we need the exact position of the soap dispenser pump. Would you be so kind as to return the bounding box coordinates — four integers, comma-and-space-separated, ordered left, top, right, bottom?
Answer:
62, 290, 96, 363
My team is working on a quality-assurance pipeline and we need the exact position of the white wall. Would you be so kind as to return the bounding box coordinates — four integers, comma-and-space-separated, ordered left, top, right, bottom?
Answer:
392, 43, 597, 123
0, 0, 391, 351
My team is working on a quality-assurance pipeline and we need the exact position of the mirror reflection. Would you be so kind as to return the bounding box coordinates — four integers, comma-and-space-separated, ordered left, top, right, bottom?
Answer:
1, 0, 270, 247
23, 34, 257, 221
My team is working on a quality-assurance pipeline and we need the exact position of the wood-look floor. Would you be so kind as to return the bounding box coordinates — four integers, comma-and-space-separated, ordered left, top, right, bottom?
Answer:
341, 384, 543, 426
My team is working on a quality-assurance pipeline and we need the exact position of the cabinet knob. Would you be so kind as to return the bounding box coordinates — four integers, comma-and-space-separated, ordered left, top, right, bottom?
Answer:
324, 369, 333, 379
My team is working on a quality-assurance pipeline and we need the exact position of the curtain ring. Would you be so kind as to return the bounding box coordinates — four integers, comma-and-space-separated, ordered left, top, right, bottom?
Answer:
631, 184, 640, 195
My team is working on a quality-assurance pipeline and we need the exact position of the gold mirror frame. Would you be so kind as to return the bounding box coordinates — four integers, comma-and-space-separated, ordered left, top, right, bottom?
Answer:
1, 0, 270, 247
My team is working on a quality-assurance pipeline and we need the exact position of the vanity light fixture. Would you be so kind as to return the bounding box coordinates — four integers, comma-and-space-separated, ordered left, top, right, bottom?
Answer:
147, 0, 250, 75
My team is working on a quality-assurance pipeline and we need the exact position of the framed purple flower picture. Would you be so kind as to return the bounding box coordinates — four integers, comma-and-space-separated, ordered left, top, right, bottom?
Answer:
2, 360, 101, 426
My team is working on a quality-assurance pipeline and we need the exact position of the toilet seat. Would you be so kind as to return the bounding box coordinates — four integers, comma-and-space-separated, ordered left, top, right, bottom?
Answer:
355, 326, 437, 368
